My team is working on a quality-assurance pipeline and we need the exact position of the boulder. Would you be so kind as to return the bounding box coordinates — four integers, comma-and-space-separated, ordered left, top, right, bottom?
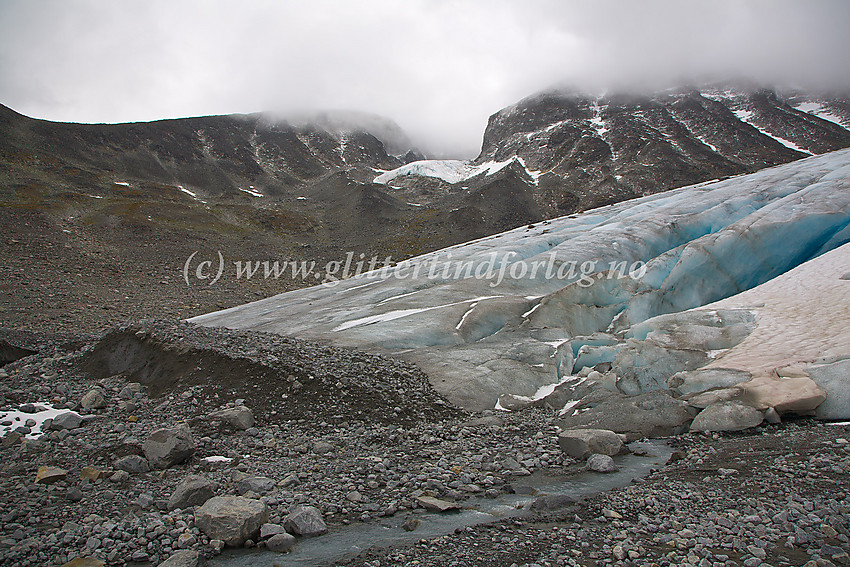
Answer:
558, 390, 693, 440
194, 496, 269, 546
558, 428, 626, 460
415, 496, 461, 512
158, 550, 202, 567
237, 476, 276, 495
690, 401, 764, 432
114, 455, 150, 474
80, 389, 106, 409
529, 494, 577, 511
259, 523, 288, 539
143, 424, 195, 469
806, 358, 850, 420
497, 393, 540, 411
80, 467, 104, 481
586, 453, 618, 473
207, 406, 254, 430
266, 532, 296, 552
740, 370, 826, 414
35, 466, 67, 484
168, 475, 217, 510
50, 411, 83, 430
283, 505, 328, 537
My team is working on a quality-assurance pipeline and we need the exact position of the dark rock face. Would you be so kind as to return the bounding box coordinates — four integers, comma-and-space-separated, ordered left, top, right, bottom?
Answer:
0, 105, 417, 196
474, 85, 850, 215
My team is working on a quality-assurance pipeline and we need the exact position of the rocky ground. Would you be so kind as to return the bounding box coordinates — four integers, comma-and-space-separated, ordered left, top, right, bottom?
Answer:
0, 321, 848, 567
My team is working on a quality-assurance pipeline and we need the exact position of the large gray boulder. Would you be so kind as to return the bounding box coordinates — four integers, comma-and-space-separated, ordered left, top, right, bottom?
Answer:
558, 428, 626, 460
558, 390, 693, 440
283, 505, 328, 537
80, 388, 107, 409
49, 411, 83, 430
807, 358, 850, 420
143, 424, 195, 469
207, 406, 255, 430
194, 496, 269, 546
690, 401, 764, 432
586, 453, 618, 473
168, 475, 218, 510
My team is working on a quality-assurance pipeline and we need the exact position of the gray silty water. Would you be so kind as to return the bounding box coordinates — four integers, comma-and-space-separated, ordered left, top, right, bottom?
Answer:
209, 440, 673, 567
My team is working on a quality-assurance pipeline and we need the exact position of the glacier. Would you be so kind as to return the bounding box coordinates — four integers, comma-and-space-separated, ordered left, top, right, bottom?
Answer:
192, 149, 850, 419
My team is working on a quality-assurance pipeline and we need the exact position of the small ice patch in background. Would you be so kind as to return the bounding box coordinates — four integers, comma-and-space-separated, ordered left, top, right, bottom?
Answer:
238, 187, 263, 198
113, 181, 131, 186
202, 456, 233, 463
177, 185, 207, 204
0, 403, 81, 439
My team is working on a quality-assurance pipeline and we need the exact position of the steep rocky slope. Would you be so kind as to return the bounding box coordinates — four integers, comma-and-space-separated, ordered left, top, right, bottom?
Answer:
379, 85, 850, 215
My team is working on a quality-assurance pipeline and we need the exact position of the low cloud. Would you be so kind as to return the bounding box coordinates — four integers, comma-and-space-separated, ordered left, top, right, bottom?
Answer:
1, 0, 848, 157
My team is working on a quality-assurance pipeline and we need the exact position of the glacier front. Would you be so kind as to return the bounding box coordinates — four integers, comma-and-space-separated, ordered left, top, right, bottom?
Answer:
191, 149, 850, 416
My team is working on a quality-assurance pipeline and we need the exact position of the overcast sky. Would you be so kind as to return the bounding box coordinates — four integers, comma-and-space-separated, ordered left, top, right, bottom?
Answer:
1, 0, 849, 157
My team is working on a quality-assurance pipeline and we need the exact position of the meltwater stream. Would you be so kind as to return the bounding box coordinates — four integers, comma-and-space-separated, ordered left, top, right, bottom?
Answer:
210, 440, 673, 567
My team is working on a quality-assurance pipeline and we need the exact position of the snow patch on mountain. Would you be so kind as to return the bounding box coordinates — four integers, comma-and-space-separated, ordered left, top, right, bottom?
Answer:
733, 109, 813, 155
373, 156, 535, 185
794, 102, 849, 129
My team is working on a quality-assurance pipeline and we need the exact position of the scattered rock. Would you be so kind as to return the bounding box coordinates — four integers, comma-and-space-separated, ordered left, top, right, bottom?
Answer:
415, 495, 461, 512
764, 406, 782, 424
259, 523, 288, 539
401, 516, 420, 531
143, 424, 195, 469
80, 466, 104, 482
586, 453, 618, 473
529, 494, 577, 511
266, 532, 296, 552
283, 505, 328, 537
168, 475, 217, 510
113, 455, 150, 474
237, 476, 276, 495
194, 496, 269, 547
35, 465, 67, 484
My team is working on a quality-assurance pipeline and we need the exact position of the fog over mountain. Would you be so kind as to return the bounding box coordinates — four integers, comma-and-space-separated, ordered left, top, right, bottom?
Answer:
1, 0, 849, 157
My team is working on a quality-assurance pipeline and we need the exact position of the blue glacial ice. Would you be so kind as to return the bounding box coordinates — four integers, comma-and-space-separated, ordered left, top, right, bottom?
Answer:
191, 149, 850, 412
